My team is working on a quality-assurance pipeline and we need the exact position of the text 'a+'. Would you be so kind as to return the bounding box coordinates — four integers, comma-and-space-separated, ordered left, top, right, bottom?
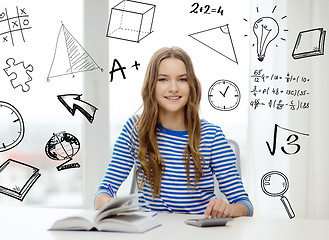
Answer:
109, 59, 140, 82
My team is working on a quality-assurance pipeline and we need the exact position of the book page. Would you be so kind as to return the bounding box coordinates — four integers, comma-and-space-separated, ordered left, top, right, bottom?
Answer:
49, 210, 96, 230
96, 193, 140, 217
95, 214, 160, 233
96, 203, 141, 221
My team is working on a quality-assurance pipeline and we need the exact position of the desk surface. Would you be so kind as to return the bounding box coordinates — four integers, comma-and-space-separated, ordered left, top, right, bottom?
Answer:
1, 206, 329, 240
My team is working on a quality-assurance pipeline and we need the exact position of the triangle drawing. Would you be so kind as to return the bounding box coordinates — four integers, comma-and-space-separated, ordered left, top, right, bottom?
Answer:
189, 24, 238, 64
47, 23, 100, 80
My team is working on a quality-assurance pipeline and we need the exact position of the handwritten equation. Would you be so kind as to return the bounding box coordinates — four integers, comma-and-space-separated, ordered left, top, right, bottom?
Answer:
266, 124, 309, 156
250, 69, 310, 111
190, 2, 224, 15
250, 99, 309, 111
251, 69, 310, 83
250, 86, 309, 97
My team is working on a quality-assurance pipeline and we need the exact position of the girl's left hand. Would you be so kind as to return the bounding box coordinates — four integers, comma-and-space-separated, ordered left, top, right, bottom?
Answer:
204, 198, 234, 218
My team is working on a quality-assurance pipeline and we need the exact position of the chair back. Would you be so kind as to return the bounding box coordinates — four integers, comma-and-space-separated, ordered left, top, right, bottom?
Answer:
227, 139, 241, 176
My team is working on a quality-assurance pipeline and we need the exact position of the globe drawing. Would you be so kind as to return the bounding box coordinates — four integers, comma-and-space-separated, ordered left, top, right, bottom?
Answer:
45, 131, 80, 161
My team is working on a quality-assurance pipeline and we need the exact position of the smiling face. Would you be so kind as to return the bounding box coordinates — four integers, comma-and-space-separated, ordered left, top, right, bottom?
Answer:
155, 58, 190, 118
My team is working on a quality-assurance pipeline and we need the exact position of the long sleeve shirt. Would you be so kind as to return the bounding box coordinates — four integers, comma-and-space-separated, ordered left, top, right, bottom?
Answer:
95, 116, 253, 216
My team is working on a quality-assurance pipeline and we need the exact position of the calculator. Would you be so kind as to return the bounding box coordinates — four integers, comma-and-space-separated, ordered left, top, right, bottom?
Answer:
185, 217, 232, 227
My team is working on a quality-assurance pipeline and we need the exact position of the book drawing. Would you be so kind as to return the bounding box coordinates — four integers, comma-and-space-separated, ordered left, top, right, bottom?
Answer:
292, 28, 326, 59
0, 159, 41, 201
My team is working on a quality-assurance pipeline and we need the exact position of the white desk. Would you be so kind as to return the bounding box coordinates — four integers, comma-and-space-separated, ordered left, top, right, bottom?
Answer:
0, 206, 328, 240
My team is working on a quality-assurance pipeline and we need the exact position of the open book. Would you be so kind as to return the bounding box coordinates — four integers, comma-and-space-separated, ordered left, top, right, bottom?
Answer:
49, 193, 160, 233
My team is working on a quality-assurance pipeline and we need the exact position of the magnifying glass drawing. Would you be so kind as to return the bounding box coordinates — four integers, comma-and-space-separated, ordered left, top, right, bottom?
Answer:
261, 171, 295, 219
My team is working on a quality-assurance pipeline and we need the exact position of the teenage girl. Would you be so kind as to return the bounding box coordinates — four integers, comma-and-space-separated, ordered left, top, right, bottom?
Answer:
95, 46, 253, 218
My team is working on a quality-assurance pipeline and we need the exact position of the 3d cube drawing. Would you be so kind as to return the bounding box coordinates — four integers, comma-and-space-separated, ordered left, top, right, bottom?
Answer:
107, 0, 156, 43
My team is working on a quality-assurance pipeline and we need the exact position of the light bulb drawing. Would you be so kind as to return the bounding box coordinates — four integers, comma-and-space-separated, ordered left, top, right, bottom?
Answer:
244, 5, 288, 62
253, 17, 279, 62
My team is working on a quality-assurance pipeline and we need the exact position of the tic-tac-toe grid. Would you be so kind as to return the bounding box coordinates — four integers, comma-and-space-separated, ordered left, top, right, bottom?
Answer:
0, 6, 32, 46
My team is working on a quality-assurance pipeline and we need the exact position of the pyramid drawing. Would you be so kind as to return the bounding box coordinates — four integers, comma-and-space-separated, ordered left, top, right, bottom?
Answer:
189, 24, 238, 64
47, 23, 100, 80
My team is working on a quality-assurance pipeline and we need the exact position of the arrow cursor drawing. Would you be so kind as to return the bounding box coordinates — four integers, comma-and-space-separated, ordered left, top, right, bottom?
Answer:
57, 94, 98, 123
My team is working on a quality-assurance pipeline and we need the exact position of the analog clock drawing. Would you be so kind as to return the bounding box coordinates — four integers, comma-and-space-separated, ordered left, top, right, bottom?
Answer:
208, 80, 241, 111
0, 101, 25, 152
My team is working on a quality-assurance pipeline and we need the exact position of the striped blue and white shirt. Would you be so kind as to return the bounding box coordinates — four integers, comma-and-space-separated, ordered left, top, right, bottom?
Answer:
95, 116, 253, 216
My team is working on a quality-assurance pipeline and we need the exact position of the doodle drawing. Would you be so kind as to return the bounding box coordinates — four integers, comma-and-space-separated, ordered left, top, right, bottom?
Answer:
189, 24, 238, 64
253, 17, 279, 62
246, 5, 288, 62
208, 79, 241, 111
261, 171, 295, 219
47, 23, 101, 81
0, 159, 41, 201
0, 7, 32, 46
0, 101, 25, 152
3, 58, 33, 92
107, 0, 156, 43
57, 94, 98, 123
45, 131, 80, 171
266, 124, 309, 156
292, 28, 326, 59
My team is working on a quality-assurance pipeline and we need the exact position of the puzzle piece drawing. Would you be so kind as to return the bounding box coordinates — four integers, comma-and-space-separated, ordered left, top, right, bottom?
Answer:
3, 58, 33, 92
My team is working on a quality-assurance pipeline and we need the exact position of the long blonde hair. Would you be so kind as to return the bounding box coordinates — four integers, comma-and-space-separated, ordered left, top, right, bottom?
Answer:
134, 46, 204, 198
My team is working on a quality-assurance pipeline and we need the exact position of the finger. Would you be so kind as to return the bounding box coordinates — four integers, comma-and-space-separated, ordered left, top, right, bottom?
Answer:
204, 199, 216, 218
207, 199, 222, 218
213, 200, 226, 218
221, 206, 229, 218
222, 204, 234, 218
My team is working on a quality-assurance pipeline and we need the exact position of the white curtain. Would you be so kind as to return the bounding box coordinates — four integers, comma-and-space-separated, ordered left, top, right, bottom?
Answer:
247, 0, 329, 219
